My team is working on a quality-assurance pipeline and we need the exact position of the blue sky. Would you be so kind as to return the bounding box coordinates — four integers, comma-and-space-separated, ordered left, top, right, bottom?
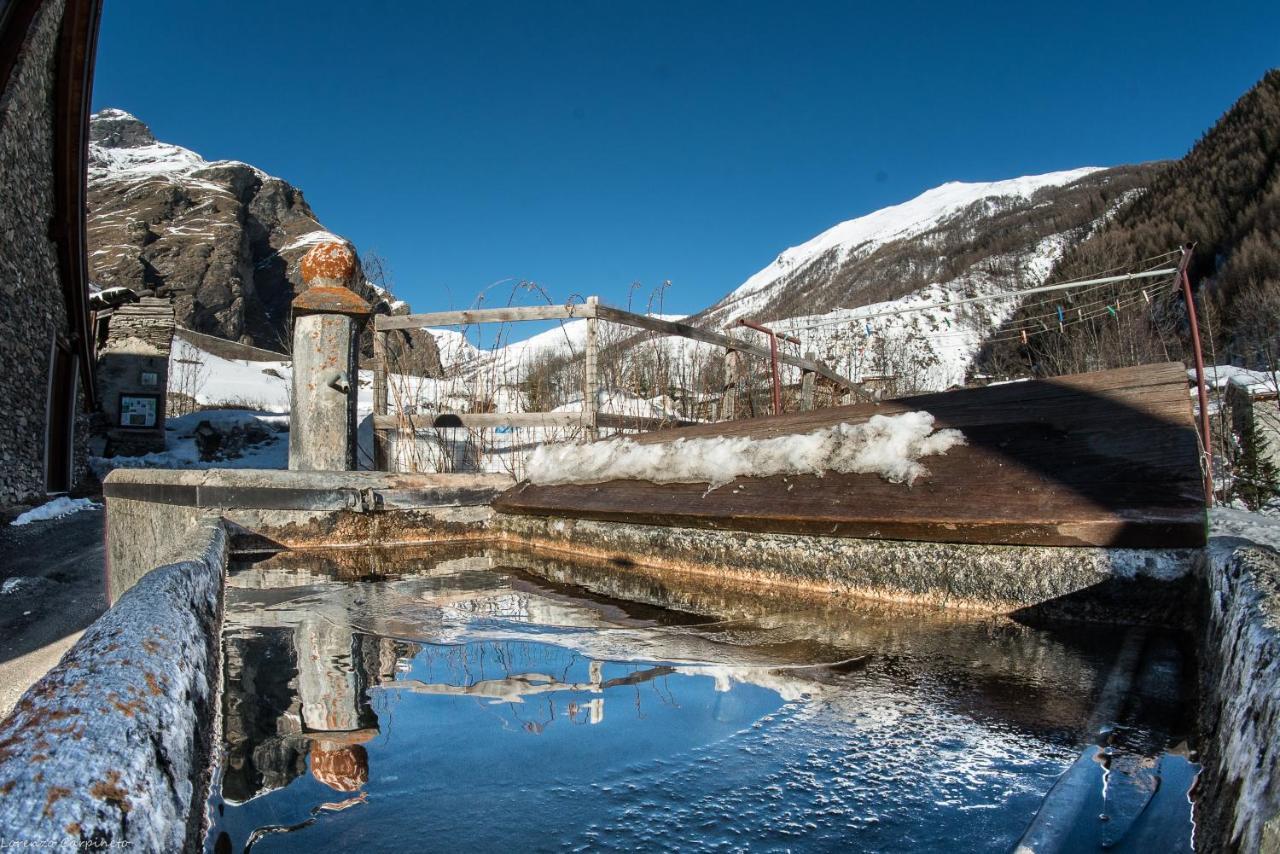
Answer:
93, 1, 1278, 316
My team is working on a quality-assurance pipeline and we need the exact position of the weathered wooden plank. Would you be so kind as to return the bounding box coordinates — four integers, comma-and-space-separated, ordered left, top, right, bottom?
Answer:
375, 303, 592, 331
493, 362, 1207, 548
594, 305, 865, 395
372, 330, 389, 470
584, 296, 599, 441
374, 412, 584, 430
594, 413, 698, 431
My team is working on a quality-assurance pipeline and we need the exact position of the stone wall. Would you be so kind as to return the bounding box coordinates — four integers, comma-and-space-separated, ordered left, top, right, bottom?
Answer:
1197, 537, 1280, 852
97, 297, 174, 456
0, 519, 227, 852
0, 0, 88, 505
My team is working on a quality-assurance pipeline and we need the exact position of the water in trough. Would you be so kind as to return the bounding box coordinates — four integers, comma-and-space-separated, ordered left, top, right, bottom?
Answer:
203, 545, 1198, 853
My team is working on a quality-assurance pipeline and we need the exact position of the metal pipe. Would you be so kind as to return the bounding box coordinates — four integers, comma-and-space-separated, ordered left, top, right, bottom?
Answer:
1179, 244, 1213, 506
734, 318, 798, 415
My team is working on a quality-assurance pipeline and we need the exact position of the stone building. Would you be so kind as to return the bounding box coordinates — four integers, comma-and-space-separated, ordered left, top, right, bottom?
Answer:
95, 297, 175, 456
0, 0, 102, 505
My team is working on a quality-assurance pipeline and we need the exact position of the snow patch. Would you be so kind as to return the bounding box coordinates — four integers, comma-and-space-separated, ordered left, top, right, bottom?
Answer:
11, 497, 100, 526
526, 411, 964, 488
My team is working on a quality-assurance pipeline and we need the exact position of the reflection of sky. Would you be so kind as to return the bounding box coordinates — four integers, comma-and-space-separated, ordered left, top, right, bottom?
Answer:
208, 552, 1188, 853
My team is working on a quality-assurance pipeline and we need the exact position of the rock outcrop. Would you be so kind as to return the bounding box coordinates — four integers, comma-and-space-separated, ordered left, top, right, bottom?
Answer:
86, 109, 439, 375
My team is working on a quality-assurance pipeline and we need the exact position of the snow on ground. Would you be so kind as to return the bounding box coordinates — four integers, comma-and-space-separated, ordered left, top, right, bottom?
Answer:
763, 233, 1076, 391
1192, 365, 1279, 397
10, 497, 100, 526
90, 410, 290, 480
172, 338, 291, 412
1211, 507, 1280, 554
526, 411, 964, 489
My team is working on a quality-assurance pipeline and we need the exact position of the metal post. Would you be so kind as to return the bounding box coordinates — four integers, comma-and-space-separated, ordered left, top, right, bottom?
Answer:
583, 296, 599, 440
735, 318, 800, 416
372, 328, 388, 470
288, 242, 371, 471
1179, 244, 1214, 506
801, 351, 816, 411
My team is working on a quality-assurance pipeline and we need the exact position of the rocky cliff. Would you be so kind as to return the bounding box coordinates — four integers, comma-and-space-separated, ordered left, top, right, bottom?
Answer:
86, 109, 439, 375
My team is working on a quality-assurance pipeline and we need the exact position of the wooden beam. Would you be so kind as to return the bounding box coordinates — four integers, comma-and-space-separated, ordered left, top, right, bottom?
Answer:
721, 349, 739, 421
493, 362, 1208, 549
583, 296, 599, 441
373, 412, 585, 430
595, 413, 698, 431
375, 303, 593, 331
594, 305, 866, 397
372, 329, 389, 470
801, 351, 816, 412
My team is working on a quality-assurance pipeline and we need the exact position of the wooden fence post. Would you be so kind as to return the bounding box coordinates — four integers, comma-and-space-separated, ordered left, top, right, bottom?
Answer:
721, 348, 739, 421
372, 328, 389, 470
801, 350, 816, 411
584, 296, 599, 440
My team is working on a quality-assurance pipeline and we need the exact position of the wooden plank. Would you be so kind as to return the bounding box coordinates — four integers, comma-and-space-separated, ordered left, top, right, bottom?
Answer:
722, 349, 739, 421
584, 296, 599, 441
374, 412, 584, 430
594, 305, 866, 396
594, 413, 698, 431
493, 362, 1207, 548
801, 351, 816, 412
372, 330, 389, 470
376, 302, 592, 331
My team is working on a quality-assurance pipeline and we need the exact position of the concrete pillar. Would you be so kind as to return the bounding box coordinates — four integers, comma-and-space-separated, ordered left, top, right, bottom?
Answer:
289, 242, 371, 471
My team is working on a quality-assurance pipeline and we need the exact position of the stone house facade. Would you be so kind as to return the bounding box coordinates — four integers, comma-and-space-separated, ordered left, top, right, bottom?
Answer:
0, 0, 102, 505
96, 297, 174, 456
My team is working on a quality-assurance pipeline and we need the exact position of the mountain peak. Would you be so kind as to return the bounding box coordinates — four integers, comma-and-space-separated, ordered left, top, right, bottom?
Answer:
89, 108, 155, 149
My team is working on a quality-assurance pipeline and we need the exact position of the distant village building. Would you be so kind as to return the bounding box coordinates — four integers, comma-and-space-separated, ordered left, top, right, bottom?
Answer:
95, 297, 175, 456
0, 0, 102, 505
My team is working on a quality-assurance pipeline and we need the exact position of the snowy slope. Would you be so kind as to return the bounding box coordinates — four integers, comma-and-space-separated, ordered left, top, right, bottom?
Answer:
89, 108, 266, 191
703, 167, 1104, 327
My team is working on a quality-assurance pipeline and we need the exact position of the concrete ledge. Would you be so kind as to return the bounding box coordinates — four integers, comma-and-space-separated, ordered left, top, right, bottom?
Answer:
491, 513, 1195, 621
0, 519, 227, 853
103, 469, 512, 601
1197, 538, 1280, 853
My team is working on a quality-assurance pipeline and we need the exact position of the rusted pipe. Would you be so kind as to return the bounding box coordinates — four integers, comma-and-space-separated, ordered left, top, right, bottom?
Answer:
1179, 243, 1214, 506
734, 319, 800, 415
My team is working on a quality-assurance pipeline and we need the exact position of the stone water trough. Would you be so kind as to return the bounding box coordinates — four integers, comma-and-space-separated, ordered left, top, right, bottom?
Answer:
0, 244, 1276, 852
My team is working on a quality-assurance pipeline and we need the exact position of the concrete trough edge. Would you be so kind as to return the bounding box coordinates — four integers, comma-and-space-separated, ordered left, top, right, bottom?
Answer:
1196, 541, 1280, 853
0, 517, 228, 853
489, 512, 1197, 621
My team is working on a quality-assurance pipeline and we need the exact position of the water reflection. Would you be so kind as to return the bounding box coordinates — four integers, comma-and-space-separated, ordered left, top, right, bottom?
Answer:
208, 545, 1196, 853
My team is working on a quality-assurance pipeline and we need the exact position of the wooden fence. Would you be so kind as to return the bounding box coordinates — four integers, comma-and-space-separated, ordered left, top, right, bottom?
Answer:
370, 298, 865, 470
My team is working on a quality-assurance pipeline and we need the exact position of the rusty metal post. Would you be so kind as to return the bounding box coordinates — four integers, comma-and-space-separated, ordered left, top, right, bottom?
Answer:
1179, 243, 1214, 506
289, 242, 371, 471
735, 319, 801, 416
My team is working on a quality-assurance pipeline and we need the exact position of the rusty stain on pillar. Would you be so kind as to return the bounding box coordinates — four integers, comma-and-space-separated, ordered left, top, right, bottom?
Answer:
290, 242, 371, 471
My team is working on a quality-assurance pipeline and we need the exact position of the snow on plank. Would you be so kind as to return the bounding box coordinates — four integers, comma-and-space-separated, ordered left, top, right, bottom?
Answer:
495, 362, 1206, 549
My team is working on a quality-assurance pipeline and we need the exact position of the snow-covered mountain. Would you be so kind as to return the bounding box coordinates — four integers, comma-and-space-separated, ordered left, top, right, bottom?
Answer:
683, 164, 1157, 390
86, 109, 440, 375
414, 165, 1156, 394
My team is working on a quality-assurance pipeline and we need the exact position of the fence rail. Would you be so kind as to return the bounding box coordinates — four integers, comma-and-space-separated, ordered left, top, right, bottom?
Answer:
371, 297, 868, 472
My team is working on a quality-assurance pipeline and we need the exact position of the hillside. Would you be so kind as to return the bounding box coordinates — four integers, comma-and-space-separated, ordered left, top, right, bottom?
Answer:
979, 70, 1280, 377
86, 109, 440, 375
694, 165, 1158, 330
